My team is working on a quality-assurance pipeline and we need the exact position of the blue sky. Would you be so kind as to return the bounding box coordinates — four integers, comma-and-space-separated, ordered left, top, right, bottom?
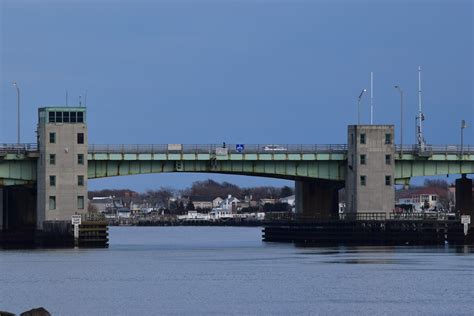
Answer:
1, 0, 472, 191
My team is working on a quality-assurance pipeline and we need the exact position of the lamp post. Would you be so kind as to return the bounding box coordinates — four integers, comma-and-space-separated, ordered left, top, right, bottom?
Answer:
13, 81, 20, 144
395, 85, 403, 157
461, 119, 467, 157
357, 89, 367, 125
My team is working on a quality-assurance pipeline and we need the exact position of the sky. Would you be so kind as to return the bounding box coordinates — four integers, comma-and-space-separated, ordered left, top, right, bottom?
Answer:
0, 0, 472, 191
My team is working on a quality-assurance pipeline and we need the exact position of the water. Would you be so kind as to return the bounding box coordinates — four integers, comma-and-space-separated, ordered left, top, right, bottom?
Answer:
1, 227, 473, 315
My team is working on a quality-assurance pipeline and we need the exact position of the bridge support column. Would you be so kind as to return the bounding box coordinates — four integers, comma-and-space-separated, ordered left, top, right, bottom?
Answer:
455, 174, 473, 217
295, 180, 341, 219
0, 188, 3, 230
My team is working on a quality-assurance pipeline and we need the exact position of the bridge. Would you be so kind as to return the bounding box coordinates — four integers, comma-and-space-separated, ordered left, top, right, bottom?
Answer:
0, 107, 472, 243
2, 143, 473, 184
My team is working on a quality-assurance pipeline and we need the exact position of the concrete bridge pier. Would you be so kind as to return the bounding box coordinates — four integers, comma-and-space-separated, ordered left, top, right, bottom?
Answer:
295, 180, 342, 219
0, 185, 37, 247
0, 188, 3, 230
455, 174, 473, 217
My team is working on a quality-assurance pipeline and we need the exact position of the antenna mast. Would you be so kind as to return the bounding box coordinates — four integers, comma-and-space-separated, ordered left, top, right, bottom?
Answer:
417, 66, 426, 151
370, 72, 374, 124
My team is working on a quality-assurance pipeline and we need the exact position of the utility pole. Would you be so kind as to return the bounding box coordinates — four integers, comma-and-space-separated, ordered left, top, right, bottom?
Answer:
13, 81, 20, 144
395, 85, 404, 157
461, 119, 467, 157
357, 89, 367, 125
416, 66, 426, 152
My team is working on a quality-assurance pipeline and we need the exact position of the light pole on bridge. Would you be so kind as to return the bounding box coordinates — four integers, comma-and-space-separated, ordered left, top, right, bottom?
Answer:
357, 88, 367, 125
461, 119, 467, 158
395, 85, 404, 158
12, 81, 21, 145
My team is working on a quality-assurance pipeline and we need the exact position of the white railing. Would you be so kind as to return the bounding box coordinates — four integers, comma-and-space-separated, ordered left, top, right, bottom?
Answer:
0, 143, 38, 154
396, 144, 474, 154
1, 143, 472, 156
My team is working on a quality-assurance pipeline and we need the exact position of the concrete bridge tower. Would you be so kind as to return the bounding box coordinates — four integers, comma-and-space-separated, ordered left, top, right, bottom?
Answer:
345, 125, 395, 215
36, 107, 88, 229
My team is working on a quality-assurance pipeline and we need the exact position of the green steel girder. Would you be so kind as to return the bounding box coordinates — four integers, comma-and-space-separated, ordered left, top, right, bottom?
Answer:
1, 149, 474, 187
87, 160, 347, 181
395, 159, 474, 179
88, 152, 347, 162
0, 179, 35, 187
0, 160, 37, 182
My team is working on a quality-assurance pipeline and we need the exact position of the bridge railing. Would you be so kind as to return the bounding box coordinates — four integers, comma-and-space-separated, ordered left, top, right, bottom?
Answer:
0, 143, 38, 154
88, 144, 348, 154
396, 144, 474, 154
266, 212, 461, 222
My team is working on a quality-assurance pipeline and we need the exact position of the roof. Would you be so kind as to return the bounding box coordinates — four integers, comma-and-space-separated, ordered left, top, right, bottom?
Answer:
189, 196, 218, 202
39, 106, 86, 112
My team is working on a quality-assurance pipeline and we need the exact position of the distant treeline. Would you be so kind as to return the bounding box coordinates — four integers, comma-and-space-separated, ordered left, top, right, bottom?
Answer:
89, 179, 294, 206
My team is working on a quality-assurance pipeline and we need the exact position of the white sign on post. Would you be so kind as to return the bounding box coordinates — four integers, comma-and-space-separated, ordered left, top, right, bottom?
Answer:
72, 215, 82, 240
71, 215, 82, 226
74, 225, 80, 239
461, 215, 471, 225
461, 215, 471, 236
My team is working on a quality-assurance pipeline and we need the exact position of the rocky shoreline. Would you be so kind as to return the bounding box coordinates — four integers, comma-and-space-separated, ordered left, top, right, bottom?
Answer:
0, 307, 50, 316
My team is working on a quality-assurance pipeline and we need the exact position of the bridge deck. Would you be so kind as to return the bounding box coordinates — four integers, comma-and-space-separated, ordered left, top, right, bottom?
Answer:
1, 143, 473, 184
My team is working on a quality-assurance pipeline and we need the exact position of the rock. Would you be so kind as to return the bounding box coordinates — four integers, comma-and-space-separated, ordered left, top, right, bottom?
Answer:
20, 307, 51, 316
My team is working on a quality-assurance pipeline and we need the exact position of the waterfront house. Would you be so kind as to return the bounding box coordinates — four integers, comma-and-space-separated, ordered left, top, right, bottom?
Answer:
188, 196, 223, 210
396, 187, 446, 212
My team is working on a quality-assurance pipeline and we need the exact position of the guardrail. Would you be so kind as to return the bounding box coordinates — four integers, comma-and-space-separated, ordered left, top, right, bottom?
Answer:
88, 144, 349, 154
0, 143, 38, 154
266, 212, 461, 222
1, 143, 472, 155
396, 144, 474, 154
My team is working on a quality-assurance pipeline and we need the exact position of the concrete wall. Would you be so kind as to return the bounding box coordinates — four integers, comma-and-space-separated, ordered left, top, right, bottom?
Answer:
346, 125, 395, 214
37, 108, 88, 229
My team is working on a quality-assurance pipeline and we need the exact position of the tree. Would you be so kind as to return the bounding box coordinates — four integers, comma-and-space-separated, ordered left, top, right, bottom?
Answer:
141, 187, 175, 208
186, 201, 195, 211
185, 179, 242, 198
279, 185, 294, 198
88, 203, 98, 213
423, 179, 448, 189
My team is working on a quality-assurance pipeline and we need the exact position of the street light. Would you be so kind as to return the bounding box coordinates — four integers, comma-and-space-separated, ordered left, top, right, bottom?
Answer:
395, 85, 404, 157
461, 119, 467, 157
357, 89, 367, 125
12, 81, 20, 144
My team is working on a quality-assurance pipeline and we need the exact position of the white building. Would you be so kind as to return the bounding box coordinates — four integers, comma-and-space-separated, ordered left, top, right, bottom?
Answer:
209, 209, 234, 220
215, 195, 240, 213
178, 211, 211, 221
397, 188, 444, 212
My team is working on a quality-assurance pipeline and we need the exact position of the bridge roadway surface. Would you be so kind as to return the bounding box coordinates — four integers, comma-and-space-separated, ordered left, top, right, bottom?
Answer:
1, 143, 474, 186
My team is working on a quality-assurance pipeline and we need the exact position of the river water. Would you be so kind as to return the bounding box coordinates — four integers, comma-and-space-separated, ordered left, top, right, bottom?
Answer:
1, 227, 473, 315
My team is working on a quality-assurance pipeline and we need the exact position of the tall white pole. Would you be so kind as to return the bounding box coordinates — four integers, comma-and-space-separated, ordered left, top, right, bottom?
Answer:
418, 66, 422, 135
370, 72, 374, 124
417, 66, 426, 150
13, 81, 20, 144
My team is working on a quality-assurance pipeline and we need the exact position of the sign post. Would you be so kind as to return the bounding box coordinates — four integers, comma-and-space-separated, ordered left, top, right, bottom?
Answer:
461, 215, 471, 236
72, 215, 82, 246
